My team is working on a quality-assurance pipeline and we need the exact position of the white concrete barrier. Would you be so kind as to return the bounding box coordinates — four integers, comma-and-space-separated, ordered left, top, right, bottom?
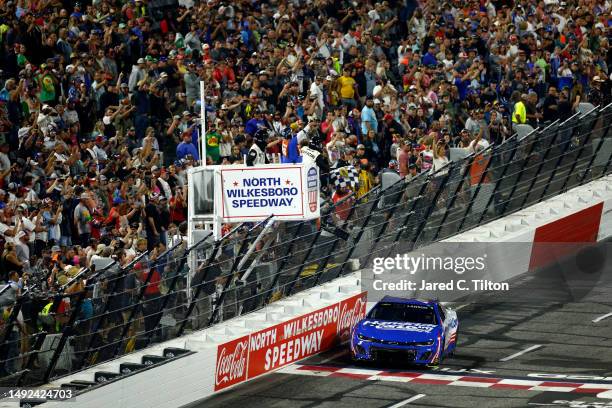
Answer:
37, 276, 366, 408
443, 174, 612, 275
34, 175, 612, 408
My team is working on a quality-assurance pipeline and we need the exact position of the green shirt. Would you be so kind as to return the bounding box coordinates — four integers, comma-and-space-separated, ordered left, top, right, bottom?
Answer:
206, 131, 221, 163
39, 73, 56, 103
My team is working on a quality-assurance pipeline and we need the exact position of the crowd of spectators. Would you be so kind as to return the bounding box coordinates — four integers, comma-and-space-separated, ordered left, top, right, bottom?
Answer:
0, 0, 610, 375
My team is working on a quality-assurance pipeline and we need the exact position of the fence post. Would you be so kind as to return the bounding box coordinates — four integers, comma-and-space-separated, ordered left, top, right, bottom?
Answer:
580, 113, 612, 185
604, 142, 612, 176
478, 137, 520, 224
539, 118, 589, 202
208, 217, 272, 326
16, 331, 47, 386
0, 295, 25, 369
110, 266, 155, 358
111, 242, 183, 358
43, 291, 85, 383
80, 251, 148, 369
262, 220, 306, 305
361, 177, 409, 269
433, 158, 475, 241
555, 111, 601, 195
500, 127, 546, 215
284, 222, 324, 296
311, 192, 364, 288
147, 243, 191, 343
457, 148, 495, 232
177, 234, 229, 337
283, 193, 356, 296
334, 191, 384, 279
411, 167, 454, 247
383, 176, 430, 259
519, 138, 557, 209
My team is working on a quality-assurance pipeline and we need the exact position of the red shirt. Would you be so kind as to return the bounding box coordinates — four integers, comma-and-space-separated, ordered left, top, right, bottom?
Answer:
141, 269, 161, 296
170, 197, 186, 223
332, 190, 354, 221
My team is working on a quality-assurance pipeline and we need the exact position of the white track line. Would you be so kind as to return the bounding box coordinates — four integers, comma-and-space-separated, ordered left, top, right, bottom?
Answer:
388, 394, 426, 407
592, 312, 612, 323
500, 345, 543, 362
454, 304, 469, 311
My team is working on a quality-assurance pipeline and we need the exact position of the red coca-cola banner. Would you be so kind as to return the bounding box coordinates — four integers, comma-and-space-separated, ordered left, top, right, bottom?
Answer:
214, 292, 367, 391
214, 335, 249, 391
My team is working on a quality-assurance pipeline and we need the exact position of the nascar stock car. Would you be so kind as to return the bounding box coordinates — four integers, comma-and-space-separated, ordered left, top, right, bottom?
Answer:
350, 296, 458, 366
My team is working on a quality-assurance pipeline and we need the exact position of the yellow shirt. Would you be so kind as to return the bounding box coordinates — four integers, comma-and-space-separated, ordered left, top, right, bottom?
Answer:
512, 101, 526, 124
356, 170, 373, 200
337, 75, 356, 99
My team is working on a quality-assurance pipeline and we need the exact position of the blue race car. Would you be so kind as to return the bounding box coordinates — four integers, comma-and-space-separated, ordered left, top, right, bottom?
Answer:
350, 296, 458, 366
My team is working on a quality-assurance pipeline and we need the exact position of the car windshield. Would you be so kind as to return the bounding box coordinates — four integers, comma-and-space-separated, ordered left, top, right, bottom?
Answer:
368, 302, 437, 325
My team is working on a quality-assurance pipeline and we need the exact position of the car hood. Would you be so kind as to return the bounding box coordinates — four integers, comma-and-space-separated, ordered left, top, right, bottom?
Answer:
355, 319, 439, 343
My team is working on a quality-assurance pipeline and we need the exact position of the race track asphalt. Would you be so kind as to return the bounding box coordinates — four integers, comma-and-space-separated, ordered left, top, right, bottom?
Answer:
186, 241, 612, 408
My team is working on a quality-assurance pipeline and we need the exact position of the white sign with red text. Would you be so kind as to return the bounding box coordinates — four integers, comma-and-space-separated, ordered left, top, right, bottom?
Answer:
214, 163, 320, 222
214, 292, 367, 391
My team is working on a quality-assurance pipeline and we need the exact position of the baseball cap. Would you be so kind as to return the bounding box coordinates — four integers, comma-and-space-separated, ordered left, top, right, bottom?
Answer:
137, 57, 145, 64
357, 144, 365, 149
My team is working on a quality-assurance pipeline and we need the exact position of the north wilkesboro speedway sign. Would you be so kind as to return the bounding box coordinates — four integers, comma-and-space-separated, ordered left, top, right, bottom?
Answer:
190, 163, 321, 222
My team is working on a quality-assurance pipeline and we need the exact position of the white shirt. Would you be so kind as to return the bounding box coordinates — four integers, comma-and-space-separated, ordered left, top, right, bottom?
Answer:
0, 152, 10, 173
157, 177, 172, 199
249, 144, 267, 165
93, 145, 108, 161
34, 213, 47, 242
468, 139, 490, 155
300, 146, 320, 165
296, 125, 313, 144
90, 255, 114, 272
309, 82, 324, 109
341, 34, 357, 50
433, 156, 450, 175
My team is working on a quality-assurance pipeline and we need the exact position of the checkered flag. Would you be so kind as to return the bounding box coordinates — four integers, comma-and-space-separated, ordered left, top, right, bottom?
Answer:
331, 165, 359, 190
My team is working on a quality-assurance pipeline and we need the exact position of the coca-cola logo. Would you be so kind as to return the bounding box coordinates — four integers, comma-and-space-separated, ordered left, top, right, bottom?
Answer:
337, 295, 367, 335
215, 340, 248, 388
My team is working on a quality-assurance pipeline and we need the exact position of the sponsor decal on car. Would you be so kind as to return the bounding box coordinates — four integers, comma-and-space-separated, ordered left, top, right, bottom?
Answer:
362, 320, 437, 333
